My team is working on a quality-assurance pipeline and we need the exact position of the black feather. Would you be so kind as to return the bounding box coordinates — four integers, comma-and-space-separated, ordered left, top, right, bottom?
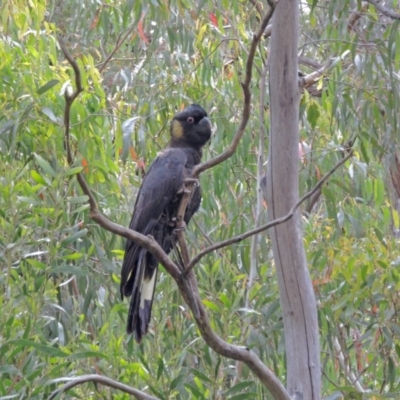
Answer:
120, 104, 211, 342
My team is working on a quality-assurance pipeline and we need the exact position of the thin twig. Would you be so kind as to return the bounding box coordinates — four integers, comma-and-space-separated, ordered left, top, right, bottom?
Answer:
192, 4, 275, 177
57, 37, 97, 212
58, 12, 291, 400
98, 27, 135, 73
186, 151, 353, 271
48, 374, 159, 400
57, 37, 103, 378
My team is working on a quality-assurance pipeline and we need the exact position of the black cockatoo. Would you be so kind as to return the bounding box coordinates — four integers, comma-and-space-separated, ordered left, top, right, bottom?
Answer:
120, 104, 212, 342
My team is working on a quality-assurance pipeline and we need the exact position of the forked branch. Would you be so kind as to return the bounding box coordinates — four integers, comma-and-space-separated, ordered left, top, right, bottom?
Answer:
57, 34, 291, 400
186, 150, 353, 271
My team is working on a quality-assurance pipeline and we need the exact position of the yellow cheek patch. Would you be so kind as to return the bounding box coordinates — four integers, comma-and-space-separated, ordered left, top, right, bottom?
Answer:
171, 120, 184, 138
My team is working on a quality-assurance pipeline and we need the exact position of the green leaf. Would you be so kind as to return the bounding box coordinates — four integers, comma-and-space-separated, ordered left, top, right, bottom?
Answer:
184, 383, 206, 400
224, 381, 254, 396
65, 166, 83, 176
37, 79, 59, 95
227, 393, 259, 400
307, 102, 320, 128
60, 228, 88, 247
68, 351, 108, 360
202, 299, 220, 312
67, 195, 89, 204
33, 153, 57, 178
121, 116, 141, 163
190, 368, 212, 383
42, 107, 59, 123
30, 169, 48, 185
6, 340, 68, 357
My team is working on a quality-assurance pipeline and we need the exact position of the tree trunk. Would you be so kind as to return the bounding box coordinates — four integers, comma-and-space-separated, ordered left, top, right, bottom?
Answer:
266, 1, 321, 399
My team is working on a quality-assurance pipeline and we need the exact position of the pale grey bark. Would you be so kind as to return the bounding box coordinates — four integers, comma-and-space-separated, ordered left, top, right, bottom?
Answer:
267, 1, 321, 399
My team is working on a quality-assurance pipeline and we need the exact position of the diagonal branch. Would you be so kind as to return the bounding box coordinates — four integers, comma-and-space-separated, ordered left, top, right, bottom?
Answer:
364, 0, 400, 19
192, 3, 275, 177
98, 26, 135, 73
186, 151, 353, 272
299, 59, 334, 89
58, 31, 291, 400
48, 374, 159, 400
332, 337, 366, 393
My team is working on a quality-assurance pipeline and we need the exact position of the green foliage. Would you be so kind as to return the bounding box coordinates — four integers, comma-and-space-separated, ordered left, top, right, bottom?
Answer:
1, 0, 400, 399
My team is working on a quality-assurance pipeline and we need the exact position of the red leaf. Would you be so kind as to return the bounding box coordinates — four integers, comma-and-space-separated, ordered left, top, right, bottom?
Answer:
136, 159, 146, 176
314, 164, 321, 180
81, 158, 89, 173
165, 316, 173, 331
129, 146, 138, 161
138, 12, 151, 44
90, 8, 101, 30
209, 12, 218, 27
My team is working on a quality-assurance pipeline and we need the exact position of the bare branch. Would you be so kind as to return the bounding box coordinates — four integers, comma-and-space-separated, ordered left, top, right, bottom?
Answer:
57, 37, 83, 99
332, 337, 366, 392
98, 26, 135, 73
58, 37, 98, 212
192, 4, 275, 177
58, 37, 291, 400
172, 274, 291, 400
186, 151, 353, 271
299, 59, 334, 89
298, 56, 323, 70
48, 374, 159, 400
364, 0, 400, 19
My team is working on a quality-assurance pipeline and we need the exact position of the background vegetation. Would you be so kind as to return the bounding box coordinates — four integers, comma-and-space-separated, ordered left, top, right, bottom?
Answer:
1, 0, 400, 398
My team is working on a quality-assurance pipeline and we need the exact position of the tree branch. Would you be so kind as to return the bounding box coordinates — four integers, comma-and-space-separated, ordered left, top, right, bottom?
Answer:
192, 3, 275, 177
58, 31, 291, 400
48, 374, 159, 400
98, 26, 135, 73
175, 179, 201, 318
332, 337, 366, 393
364, 0, 400, 19
299, 59, 334, 89
186, 151, 353, 271
298, 56, 323, 70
